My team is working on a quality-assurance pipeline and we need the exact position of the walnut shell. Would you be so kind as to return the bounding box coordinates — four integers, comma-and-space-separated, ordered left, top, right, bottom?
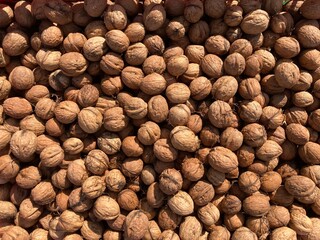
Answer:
168, 191, 194, 216
243, 195, 270, 217
170, 126, 200, 152
59, 52, 88, 77
2, 30, 29, 56
78, 107, 103, 134
285, 175, 316, 197
10, 130, 37, 162
105, 29, 130, 53
208, 146, 238, 173
211, 76, 238, 102
124, 210, 149, 240
93, 195, 120, 220
208, 100, 238, 129
256, 140, 283, 162
31, 181, 56, 205
3, 97, 32, 119
179, 216, 202, 240
241, 10, 269, 35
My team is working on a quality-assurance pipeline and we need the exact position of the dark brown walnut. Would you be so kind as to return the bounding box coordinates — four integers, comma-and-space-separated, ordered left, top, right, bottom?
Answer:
43, 0, 72, 25
220, 195, 242, 215
117, 189, 139, 211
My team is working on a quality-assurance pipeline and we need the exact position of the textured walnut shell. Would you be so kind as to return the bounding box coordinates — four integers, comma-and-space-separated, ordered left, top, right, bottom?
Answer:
3, 97, 32, 119
63, 32, 87, 52
40, 145, 64, 168
208, 146, 238, 173
147, 95, 169, 123
208, 100, 238, 129
0, 200, 17, 220
124, 210, 149, 240
270, 227, 297, 240
104, 4, 127, 31
255, 140, 283, 162
224, 53, 246, 76
200, 54, 223, 78
143, 4, 166, 31
153, 138, 178, 163
211, 76, 238, 102
105, 29, 130, 53
299, 142, 320, 164
10, 130, 37, 162
137, 121, 161, 145
59, 52, 88, 77
170, 126, 200, 152
78, 107, 103, 134
93, 196, 120, 221
285, 175, 316, 197
300, 0, 320, 20
243, 195, 270, 217
241, 10, 269, 35
179, 216, 202, 240
2, 30, 29, 56
168, 191, 194, 216
31, 181, 56, 205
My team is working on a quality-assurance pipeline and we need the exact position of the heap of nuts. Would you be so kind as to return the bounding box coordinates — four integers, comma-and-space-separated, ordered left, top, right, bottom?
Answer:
0, 0, 320, 239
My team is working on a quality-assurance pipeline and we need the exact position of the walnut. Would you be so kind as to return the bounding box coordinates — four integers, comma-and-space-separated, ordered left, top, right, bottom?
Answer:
31, 181, 56, 205
93, 195, 120, 220
124, 210, 149, 240
40, 145, 64, 168
208, 146, 238, 173
36, 49, 61, 71
143, 4, 166, 31
81, 176, 106, 199
59, 52, 88, 77
208, 100, 238, 129
168, 191, 194, 216
2, 30, 29, 56
179, 216, 202, 240
43, 0, 72, 25
3, 97, 33, 119
201, 54, 223, 78
97, 132, 121, 155
10, 130, 37, 162
170, 126, 200, 152
241, 10, 269, 35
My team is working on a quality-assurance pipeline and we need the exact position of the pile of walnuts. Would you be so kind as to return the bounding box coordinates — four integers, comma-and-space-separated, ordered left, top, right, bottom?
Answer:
0, 0, 320, 239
